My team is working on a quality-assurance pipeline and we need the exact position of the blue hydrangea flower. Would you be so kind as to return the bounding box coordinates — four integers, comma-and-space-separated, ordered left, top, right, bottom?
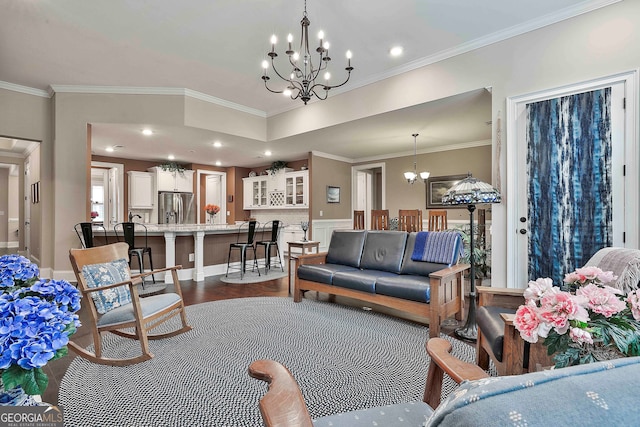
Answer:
0, 255, 81, 377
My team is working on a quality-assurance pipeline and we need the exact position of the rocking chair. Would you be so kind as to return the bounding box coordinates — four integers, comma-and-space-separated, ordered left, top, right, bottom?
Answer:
68, 242, 192, 366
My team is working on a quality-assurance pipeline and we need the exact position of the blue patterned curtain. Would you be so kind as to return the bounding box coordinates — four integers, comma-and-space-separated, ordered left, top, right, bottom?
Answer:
526, 88, 612, 283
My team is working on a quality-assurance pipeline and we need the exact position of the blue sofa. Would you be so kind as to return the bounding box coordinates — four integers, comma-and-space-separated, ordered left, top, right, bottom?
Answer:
293, 230, 469, 338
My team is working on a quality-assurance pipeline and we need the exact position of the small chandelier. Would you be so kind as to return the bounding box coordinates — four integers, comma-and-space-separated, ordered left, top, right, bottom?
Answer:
261, 0, 354, 105
404, 133, 430, 184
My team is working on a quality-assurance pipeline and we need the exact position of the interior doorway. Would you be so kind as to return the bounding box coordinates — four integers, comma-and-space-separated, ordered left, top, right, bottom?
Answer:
352, 163, 385, 229
197, 170, 227, 224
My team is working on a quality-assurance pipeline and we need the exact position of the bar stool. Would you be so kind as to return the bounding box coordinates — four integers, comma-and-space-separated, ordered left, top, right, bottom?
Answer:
74, 222, 108, 248
256, 220, 284, 274
226, 220, 260, 279
114, 222, 155, 283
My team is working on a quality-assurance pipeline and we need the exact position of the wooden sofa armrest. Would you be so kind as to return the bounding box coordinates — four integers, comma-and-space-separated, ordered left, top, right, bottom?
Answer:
295, 252, 328, 265
477, 285, 525, 308
424, 338, 489, 409
248, 360, 313, 427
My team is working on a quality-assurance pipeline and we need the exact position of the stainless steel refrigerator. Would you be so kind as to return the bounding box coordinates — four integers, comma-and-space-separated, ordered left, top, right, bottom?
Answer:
158, 192, 195, 224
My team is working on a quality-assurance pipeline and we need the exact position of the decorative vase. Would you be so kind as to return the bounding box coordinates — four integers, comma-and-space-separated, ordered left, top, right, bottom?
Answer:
0, 378, 40, 406
300, 221, 309, 242
208, 213, 216, 224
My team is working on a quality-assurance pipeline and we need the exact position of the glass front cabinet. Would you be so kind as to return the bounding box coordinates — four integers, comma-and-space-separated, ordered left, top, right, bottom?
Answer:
285, 171, 308, 207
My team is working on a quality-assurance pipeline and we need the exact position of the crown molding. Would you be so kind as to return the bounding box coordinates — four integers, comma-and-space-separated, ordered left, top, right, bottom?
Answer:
0, 81, 50, 98
311, 151, 354, 163
48, 85, 266, 118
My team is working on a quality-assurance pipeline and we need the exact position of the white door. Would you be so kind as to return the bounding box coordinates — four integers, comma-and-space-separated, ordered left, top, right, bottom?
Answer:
206, 174, 222, 224
508, 74, 636, 286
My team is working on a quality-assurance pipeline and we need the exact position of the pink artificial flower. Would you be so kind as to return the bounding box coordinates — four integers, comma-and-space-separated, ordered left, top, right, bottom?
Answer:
513, 300, 541, 343
538, 291, 588, 335
576, 283, 626, 318
569, 327, 593, 345
523, 278, 555, 302
565, 266, 617, 286
627, 290, 640, 321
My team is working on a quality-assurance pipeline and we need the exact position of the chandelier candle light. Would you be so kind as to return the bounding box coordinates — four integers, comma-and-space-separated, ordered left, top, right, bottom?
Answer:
442, 173, 502, 341
404, 133, 430, 184
261, 0, 353, 104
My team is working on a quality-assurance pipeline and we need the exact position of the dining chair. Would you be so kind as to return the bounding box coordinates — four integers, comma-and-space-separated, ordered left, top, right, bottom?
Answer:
428, 210, 448, 231
114, 222, 155, 283
398, 209, 423, 232
68, 242, 191, 365
74, 222, 108, 248
353, 210, 365, 230
256, 220, 284, 274
226, 220, 260, 279
370, 209, 389, 230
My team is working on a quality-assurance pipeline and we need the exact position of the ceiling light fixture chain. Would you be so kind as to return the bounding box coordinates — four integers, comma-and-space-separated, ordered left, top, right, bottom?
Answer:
404, 133, 430, 184
262, 0, 353, 105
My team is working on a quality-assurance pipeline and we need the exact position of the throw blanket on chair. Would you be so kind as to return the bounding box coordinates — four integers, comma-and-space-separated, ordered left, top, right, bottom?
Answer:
411, 231, 463, 266
585, 247, 640, 294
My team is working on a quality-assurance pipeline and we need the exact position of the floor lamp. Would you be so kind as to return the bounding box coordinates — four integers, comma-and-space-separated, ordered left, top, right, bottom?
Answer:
442, 174, 501, 341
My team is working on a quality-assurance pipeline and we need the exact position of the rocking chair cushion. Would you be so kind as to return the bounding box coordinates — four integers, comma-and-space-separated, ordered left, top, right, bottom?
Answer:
97, 293, 182, 327
82, 258, 132, 314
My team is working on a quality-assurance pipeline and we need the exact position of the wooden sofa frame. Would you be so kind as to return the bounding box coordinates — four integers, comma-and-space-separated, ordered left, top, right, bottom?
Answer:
293, 252, 469, 338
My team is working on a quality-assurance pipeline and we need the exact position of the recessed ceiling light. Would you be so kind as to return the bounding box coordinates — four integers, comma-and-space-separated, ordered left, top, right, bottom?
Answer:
142, 129, 153, 136
390, 46, 403, 57
215, 161, 222, 166
105, 147, 114, 152
265, 150, 272, 156
213, 141, 222, 148
168, 154, 175, 160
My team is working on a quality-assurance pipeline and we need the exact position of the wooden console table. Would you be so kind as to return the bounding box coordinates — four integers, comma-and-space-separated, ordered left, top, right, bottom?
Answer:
287, 240, 320, 294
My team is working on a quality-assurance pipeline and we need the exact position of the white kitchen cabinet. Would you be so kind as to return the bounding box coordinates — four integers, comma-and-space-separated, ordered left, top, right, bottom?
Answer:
149, 167, 194, 192
243, 169, 309, 210
285, 170, 308, 207
127, 171, 154, 209
243, 176, 269, 209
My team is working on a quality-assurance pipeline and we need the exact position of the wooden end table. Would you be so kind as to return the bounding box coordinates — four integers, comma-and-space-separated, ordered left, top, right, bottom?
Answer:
287, 240, 320, 294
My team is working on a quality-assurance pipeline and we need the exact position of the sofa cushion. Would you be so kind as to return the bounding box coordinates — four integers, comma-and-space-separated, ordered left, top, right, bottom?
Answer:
360, 231, 408, 274
476, 305, 518, 363
426, 356, 640, 426
401, 233, 450, 276
313, 401, 433, 427
298, 264, 360, 285
375, 275, 431, 303
332, 270, 398, 293
326, 230, 367, 268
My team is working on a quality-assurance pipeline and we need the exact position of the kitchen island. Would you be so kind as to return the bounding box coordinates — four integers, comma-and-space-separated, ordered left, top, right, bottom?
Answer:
96, 223, 283, 283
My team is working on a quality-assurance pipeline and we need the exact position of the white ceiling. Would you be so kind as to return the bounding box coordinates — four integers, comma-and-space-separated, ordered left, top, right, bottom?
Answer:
0, 0, 616, 167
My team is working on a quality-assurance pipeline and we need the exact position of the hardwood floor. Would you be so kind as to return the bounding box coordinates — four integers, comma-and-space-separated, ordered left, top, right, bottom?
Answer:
42, 268, 463, 406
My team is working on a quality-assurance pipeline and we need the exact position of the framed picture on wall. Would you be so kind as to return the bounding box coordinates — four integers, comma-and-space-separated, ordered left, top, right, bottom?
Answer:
327, 186, 340, 203
426, 174, 467, 209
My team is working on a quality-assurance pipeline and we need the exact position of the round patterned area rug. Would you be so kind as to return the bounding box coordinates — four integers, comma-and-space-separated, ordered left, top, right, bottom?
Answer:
59, 297, 481, 426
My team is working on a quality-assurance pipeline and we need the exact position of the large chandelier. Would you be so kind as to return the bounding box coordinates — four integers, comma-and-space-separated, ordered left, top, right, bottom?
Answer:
261, 0, 354, 105
404, 133, 430, 184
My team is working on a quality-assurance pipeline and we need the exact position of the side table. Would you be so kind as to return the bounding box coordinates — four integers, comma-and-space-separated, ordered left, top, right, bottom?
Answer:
287, 240, 320, 294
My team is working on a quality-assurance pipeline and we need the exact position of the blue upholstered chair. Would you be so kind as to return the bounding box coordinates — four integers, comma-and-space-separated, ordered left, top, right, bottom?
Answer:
250, 338, 640, 426
68, 242, 191, 365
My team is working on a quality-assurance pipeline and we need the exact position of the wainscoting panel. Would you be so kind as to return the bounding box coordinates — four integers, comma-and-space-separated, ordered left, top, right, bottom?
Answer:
311, 219, 352, 251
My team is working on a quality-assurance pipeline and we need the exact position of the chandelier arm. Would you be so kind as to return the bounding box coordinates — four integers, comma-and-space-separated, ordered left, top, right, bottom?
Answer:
309, 70, 352, 92
310, 87, 329, 101
269, 59, 297, 85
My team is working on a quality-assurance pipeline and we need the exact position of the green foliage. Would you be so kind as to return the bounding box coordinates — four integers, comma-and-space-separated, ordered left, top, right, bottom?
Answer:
268, 160, 288, 175
455, 224, 490, 278
2, 365, 48, 396
160, 161, 187, 176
